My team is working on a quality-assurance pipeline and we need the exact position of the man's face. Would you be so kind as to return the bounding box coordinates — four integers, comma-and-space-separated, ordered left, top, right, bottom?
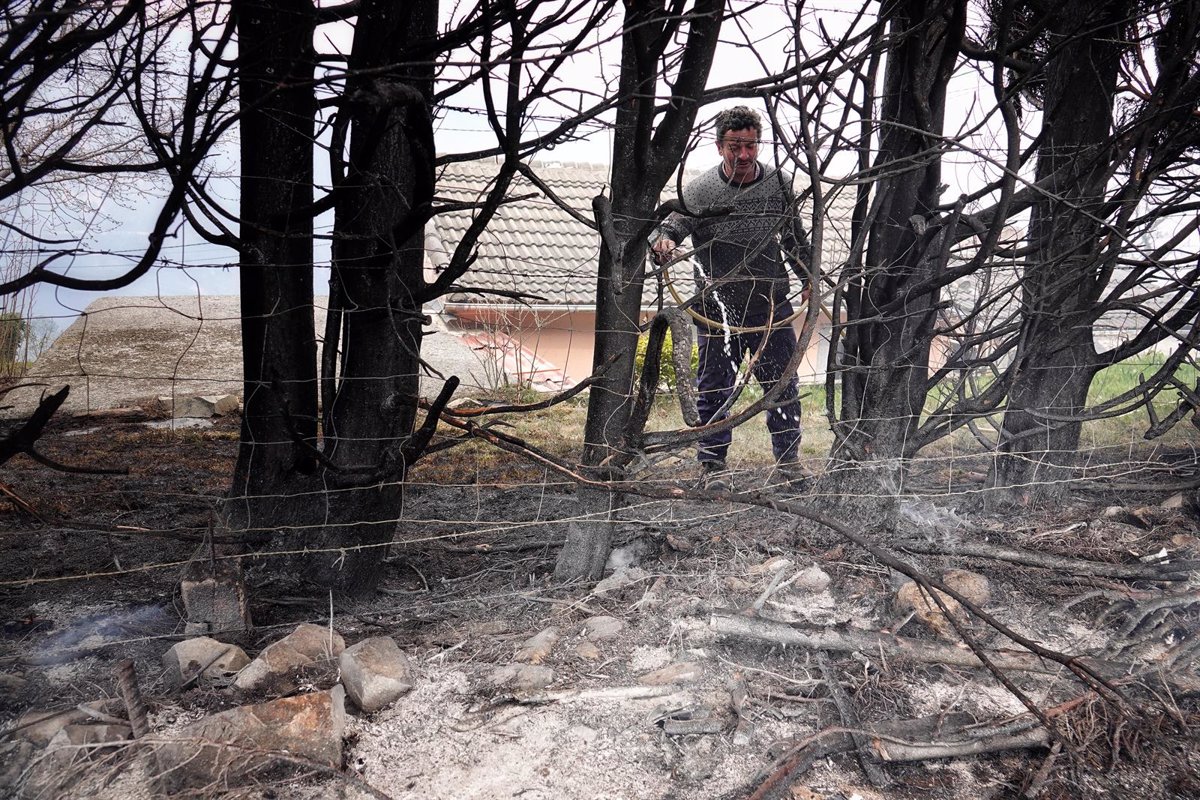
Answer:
717, 127, 759, 182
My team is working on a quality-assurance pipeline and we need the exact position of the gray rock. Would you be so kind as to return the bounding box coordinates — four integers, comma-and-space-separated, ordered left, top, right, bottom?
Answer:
279, 622, 347, 659
488, 664, 556, 692
156, 394, 240, 419
14, 700, 124, 747
794, 564, 831, 593
575, 640, 602, 661
593, 567, 649, 596
0, 671, 28, 694
233, 623, 345, 693
1162, 492, 1187, 510
514, 627, 559, 664
180, 559, 251, 636
582, 615, 624, 642
155, 687, 345, 793
163, 637, 251, 691
339, 637, 414, 712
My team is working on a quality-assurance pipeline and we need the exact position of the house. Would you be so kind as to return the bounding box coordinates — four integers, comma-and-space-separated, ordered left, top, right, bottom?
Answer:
426, 158, 857, 392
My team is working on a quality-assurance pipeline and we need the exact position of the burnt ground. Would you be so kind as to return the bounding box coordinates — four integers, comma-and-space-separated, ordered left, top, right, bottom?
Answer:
1, 411, 1199, 799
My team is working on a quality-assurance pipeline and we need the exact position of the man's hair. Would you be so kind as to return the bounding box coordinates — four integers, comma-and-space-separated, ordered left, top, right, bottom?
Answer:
714, 106, 762, 142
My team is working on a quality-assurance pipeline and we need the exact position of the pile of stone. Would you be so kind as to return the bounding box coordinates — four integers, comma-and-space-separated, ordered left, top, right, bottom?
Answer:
4, 623, 413, 796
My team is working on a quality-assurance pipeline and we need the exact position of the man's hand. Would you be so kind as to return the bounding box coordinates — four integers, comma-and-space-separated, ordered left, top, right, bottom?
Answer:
651, 238, 677, 266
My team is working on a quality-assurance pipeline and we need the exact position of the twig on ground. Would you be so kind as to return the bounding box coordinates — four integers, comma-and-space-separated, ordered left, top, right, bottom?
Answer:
816, 651, 889, 788
1022, 740, 1063, 798
0, 481, 43, 520
742, 714, 1053, 800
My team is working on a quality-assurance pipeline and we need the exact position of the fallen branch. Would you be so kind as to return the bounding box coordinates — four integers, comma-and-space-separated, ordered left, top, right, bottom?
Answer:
897, 537, 1196, 581
869, 725, 1049, 761
710, 610, 1131, 678
0, 481, 42, 520
438, 538, 566, 554
0, 386, 124, 475
1021, 740, 1063, 798
503, 685, 677, 704
739, 714, 1050, 800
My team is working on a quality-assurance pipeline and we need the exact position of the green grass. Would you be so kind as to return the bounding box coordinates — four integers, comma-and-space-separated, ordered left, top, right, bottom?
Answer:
1089, 353, 1199, 407
458, 352, 1198, 476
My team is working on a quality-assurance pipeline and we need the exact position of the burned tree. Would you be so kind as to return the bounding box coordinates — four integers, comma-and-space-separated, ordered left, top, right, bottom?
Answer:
219, 0, 630, 594
554, 0, 725, 581
988, 0, 1200, 498
824, 0, 969, 500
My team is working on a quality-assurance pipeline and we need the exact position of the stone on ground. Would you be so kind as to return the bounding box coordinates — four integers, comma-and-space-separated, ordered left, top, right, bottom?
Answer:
156, 394, 240, 418
583, 615, 624, 642
233, 623, 345, 693
46, 723, 132, 766
895, 570, 989, 640
794, 564, 831, 593
14, 700, 124, 747
514, 627, 559, 664
639, 661, 703, 686
339, 637, 414, 712
593, 566, 649, 596
180, 558, 250, 637
488, 664, 556, 692
154, 687, 345, 793
575, 641, 602, 661
163, 637, 250, 691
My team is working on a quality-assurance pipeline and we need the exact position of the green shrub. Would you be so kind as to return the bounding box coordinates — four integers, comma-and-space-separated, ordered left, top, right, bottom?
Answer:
635, 328, 699, 391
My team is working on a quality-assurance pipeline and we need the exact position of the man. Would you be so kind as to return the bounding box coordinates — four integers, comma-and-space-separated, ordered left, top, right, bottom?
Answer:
651, 106, 811, 491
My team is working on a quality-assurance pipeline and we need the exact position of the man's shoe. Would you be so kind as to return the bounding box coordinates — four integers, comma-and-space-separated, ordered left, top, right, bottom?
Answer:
774, 459, 813, 489
700, 460, 730, 492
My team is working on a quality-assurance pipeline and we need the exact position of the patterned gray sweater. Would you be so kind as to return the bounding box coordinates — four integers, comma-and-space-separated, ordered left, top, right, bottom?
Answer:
658, 162, 810, 325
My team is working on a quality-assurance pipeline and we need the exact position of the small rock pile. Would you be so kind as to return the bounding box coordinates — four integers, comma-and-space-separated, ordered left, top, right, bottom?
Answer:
5, 622, 413, 796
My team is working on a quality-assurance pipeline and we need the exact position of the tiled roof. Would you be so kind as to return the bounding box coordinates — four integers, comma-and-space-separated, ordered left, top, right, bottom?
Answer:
431, 159, 610, 307
429, 158, 856, 308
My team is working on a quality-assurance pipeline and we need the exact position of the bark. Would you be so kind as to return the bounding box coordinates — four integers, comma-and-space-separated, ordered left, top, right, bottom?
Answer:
222, 0, 439, 596
298, 0, 438, 593
989, 0, 1130, 500
555, 0, 725, 581
222, 0, 319, 544
827, 0, 967, 504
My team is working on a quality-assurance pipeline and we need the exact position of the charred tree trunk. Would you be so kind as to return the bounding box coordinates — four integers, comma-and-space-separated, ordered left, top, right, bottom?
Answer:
989, 0, 1128, 502
223, 0, 439, 598
300, 0, 438, 592
555, 0, 724, 581
223, 0, 319, 541
827, 0, 966, 504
